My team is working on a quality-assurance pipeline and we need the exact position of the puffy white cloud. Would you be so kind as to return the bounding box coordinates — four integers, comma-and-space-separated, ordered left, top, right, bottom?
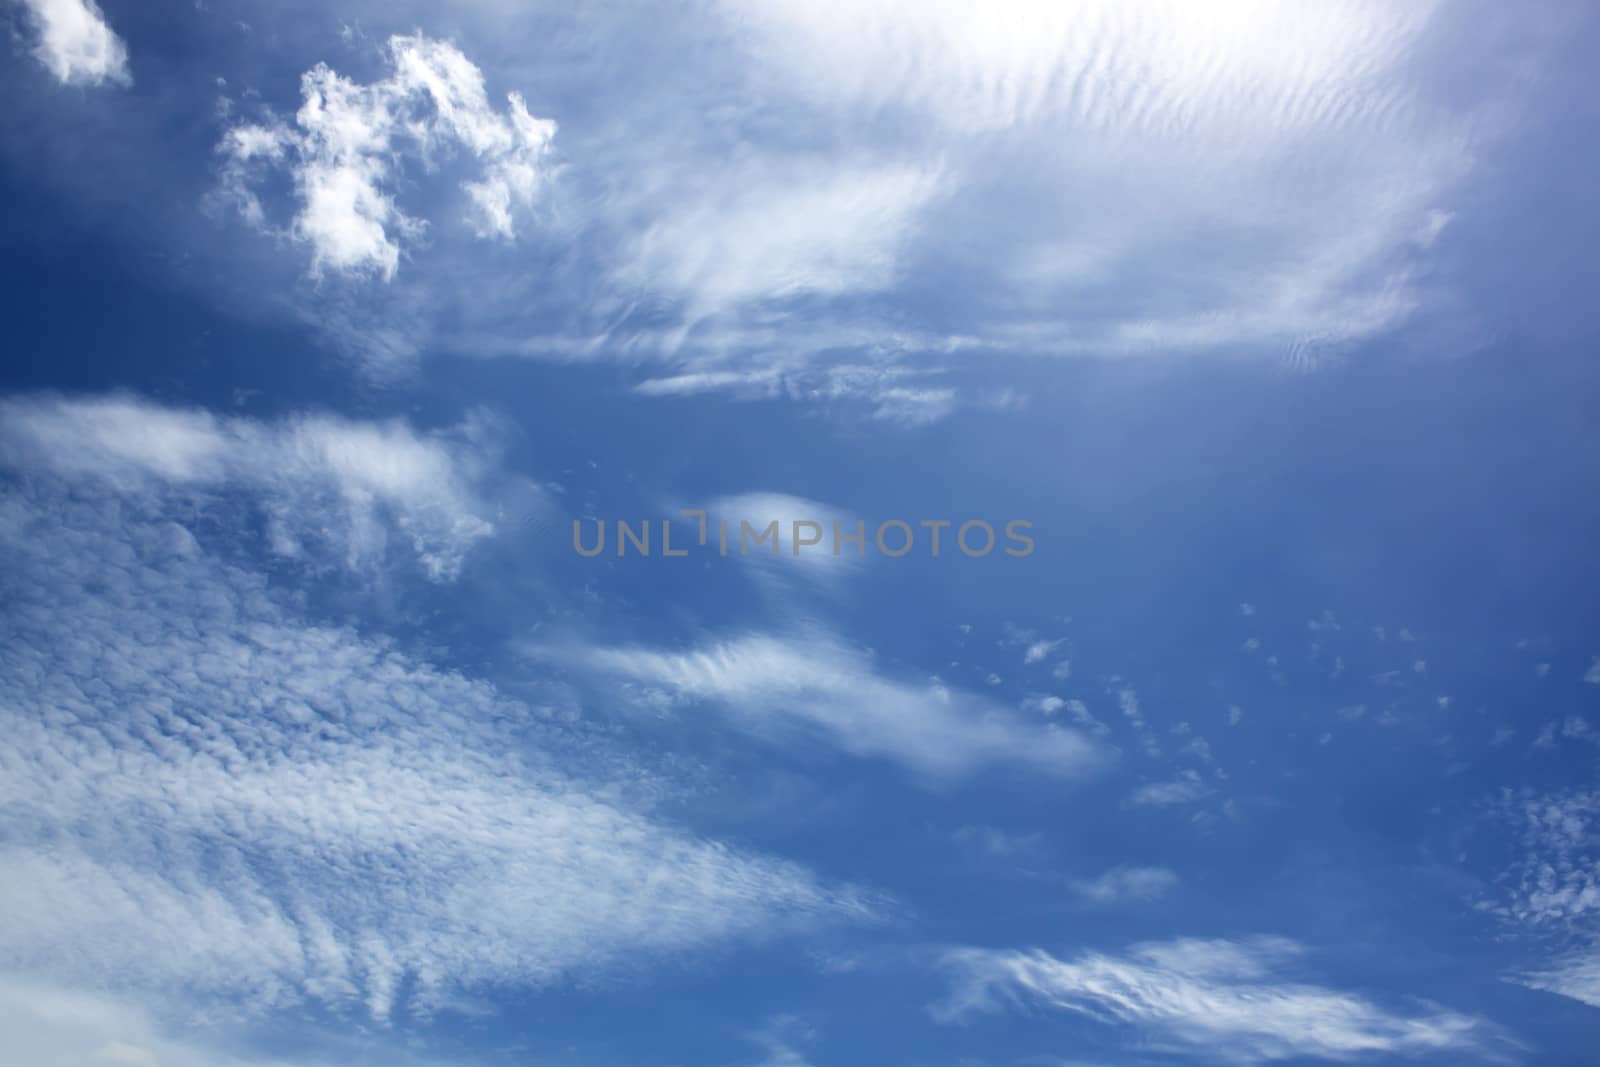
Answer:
0, 481, 874, 1024
220, 34, 557, 279
553, 630, 1103, 780
938, 937, 1491, 1062
17, 0, 129, 87
0, 394, 498, 580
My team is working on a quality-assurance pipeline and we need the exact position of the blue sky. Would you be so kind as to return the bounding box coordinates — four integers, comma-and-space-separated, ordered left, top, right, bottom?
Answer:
2, 1, 1600, 1065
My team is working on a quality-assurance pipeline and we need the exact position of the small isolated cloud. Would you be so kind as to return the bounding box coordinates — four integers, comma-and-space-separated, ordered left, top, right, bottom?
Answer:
937, 937, 1492, 1063
1129, 770, 1210, 808
17, 0, 129, 87
695, 491, 867, 593
219, 34, 557, 279
1308, 610, 1342, 633
1024, 695, 1109, 738
0, 393, 499, 581
1116, 688, 1144, 727
1585, 657, 1600, 685
1069, 866, 1178, 904
558, 631, 1104, 780
1024, 639, 1064, 665
743, 1015, 819, 1067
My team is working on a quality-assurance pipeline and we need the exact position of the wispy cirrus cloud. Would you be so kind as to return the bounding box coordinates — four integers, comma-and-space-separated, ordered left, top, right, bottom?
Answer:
937, 937, 1495, 1062
2, 3, 1485, 410
8, 1, 1562, 414
551, 629, 1104, 781
710, 0, 1483, 364
0, 393, 501, 580
1068, 865, 1179, 903
1128, 770, 1210, 808
721, 0, 1437, 133
616, 161, 941, 321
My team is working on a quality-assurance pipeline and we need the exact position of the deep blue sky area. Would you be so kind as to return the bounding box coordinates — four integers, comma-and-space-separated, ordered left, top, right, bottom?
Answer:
2, 3, 1598, 1067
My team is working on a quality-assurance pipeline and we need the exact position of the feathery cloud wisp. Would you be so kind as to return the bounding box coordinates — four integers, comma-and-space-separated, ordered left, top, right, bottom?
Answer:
560, 631, 1103, 780
0, 394, 499, 580
938, 937, 1491, 1062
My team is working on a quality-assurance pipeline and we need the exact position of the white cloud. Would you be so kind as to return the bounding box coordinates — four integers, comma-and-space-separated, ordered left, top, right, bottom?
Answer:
1025, 695, 1109, 738
220, 34, 557, 279
632, 360, 964, 426
18, 0, 129, 87
724, 0, 1435, 133
716, 0, 1480, 358
937, 937, 1491, 1062
0, 394, 498, 581
1025, 694, 1065, 715
1517, 952, 1600, 1010
635, 369, 785, 398
556, 631, 1103, 780
152, 1, 1551, 417
1024, 639, 1063, 665
697, 492, 867, 589
1069, 866, 1178, 903
1484, 789, 1600, 1011
743, 1016, 819, 1067
617, 161, 941, 317
1129, 770, 1210, 808
1116, 688, 1144, 727
0, 482, 873, 1024
0, 977, 453, 1067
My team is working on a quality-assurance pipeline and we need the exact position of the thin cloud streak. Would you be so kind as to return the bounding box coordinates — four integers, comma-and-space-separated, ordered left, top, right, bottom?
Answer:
937, 937, 1496, 1062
